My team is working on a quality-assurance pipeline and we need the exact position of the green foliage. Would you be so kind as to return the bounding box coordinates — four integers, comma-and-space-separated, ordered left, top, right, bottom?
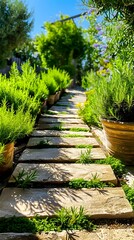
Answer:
11, 62, 49, 101
2, 62, 49, 116
81, 58, 134, 123
0, 0, 33, 67
70, 127, 89, 132
63, 134, 85, 137
36, 139, 52, 148
0, 217, 37, 233
0, 144, 5, 165
41, 73, 58, 95
0, 207, 96, 233
105, 21, 134, 64
122, 184, 134, 210
0, 102, 35, 145
0, 79, 40, 117
79, 90, 100, 127
76, 144, 90, 148
35, 15, 86, 77
47, 68, 71, 90
82, 0, 134, 27
69, 177, 114, 189
77, 147, 92, 163
13, 169, 37, 189
96, 156, 126, 177
41, 68, 71, 95
83, 12, 103, 72
46, 110, 57, 115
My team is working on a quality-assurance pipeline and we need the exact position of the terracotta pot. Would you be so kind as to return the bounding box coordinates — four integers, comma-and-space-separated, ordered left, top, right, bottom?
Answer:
47, 94, 56, 105
101, 119, 134, 165
40, 99, 47, 113
0, 142, 14, 174
55, 91, 60, 102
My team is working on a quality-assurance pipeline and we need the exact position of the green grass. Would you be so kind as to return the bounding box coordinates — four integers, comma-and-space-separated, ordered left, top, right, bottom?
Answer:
49, 126, 63, 131
0, 207, 96, 233
77, 155, 126, 178
95, 156, 126, 177
63, 134, 85, 138
13, 169, 37, 188
35, 139, 52, 148
122, 184, 134, 210
69, 177, 115, 189
46, 110, 57, 115
76, 144, 91, 148
58, 111, 68, 115
55, 103, 68, 107
77, 147, 92, 163
70, 127, 89, 132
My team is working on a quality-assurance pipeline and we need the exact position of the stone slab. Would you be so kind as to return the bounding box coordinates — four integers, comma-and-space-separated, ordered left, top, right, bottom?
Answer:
19, 147, 106, 163
1, 229, 134, 240
36, 123, 89, 130
31, 130, 92, 137
0, 187, 133, 218
38, 117, 84, 124
49, 106, 78, 113
41, 113, 80, 118
55, 101, 77, 106
10, 163, 117, 184
27, 136, 99, 148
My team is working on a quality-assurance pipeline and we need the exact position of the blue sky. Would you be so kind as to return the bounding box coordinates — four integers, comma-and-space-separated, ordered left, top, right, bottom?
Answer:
25, 0, 88, 37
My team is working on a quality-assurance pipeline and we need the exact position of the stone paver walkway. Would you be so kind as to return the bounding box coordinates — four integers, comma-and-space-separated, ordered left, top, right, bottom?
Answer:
0, 88, 133, 238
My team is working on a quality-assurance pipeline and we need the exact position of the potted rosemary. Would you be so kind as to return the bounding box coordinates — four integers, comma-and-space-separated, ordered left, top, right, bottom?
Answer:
0, 103, 35, 174
82, 58, 134, 165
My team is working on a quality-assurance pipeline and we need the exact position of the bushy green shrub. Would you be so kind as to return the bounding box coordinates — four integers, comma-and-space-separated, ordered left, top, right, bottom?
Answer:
81, 58, 134, 124
0, 80, 40, 117
0, 102, 35, 145
41, 72, 58, 95
47, 68, 72, 90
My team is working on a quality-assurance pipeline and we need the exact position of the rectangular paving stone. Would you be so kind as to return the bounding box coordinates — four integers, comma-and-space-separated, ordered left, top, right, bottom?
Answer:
27, 136, 99, 148
55, 101, 77, 106
9, 163, 117, 184
41, 113, 80, 118
49, 106, 78, 113
0, 187, 133, 218
19, 147, 106, 163
38, 117, 84, 124
1, 229, 134, 240
31, 130, 92, 137
36, 122, 89, 130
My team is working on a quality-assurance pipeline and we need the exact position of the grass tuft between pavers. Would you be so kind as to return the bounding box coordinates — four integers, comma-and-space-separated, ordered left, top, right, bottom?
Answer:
0, 207, 96, 233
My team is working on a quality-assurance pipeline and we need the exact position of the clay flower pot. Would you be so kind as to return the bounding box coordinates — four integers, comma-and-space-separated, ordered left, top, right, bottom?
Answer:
101, 119, 134, 165
47, 94, 56, 106
40, 99, 47, 113
55, 91, 60, 102
0, 142, 14, 174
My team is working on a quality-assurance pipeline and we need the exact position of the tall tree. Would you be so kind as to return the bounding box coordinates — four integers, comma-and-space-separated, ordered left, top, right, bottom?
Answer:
35, 15, 86, 78
0, 0, 33, 67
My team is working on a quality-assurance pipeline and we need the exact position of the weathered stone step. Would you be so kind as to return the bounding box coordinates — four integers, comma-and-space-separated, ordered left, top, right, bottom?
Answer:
9, 163, 117, 185
19, 147, 106, 163
49, 106, 78, 113
55, 101, 77, 106
41, 113, 80, 118
1, 229, 134, 240
27, 136, 99, 148
36, 122, 89, 130
38, 117, 84, 124
31, 130, 92, 137
0, 187, 133, 218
